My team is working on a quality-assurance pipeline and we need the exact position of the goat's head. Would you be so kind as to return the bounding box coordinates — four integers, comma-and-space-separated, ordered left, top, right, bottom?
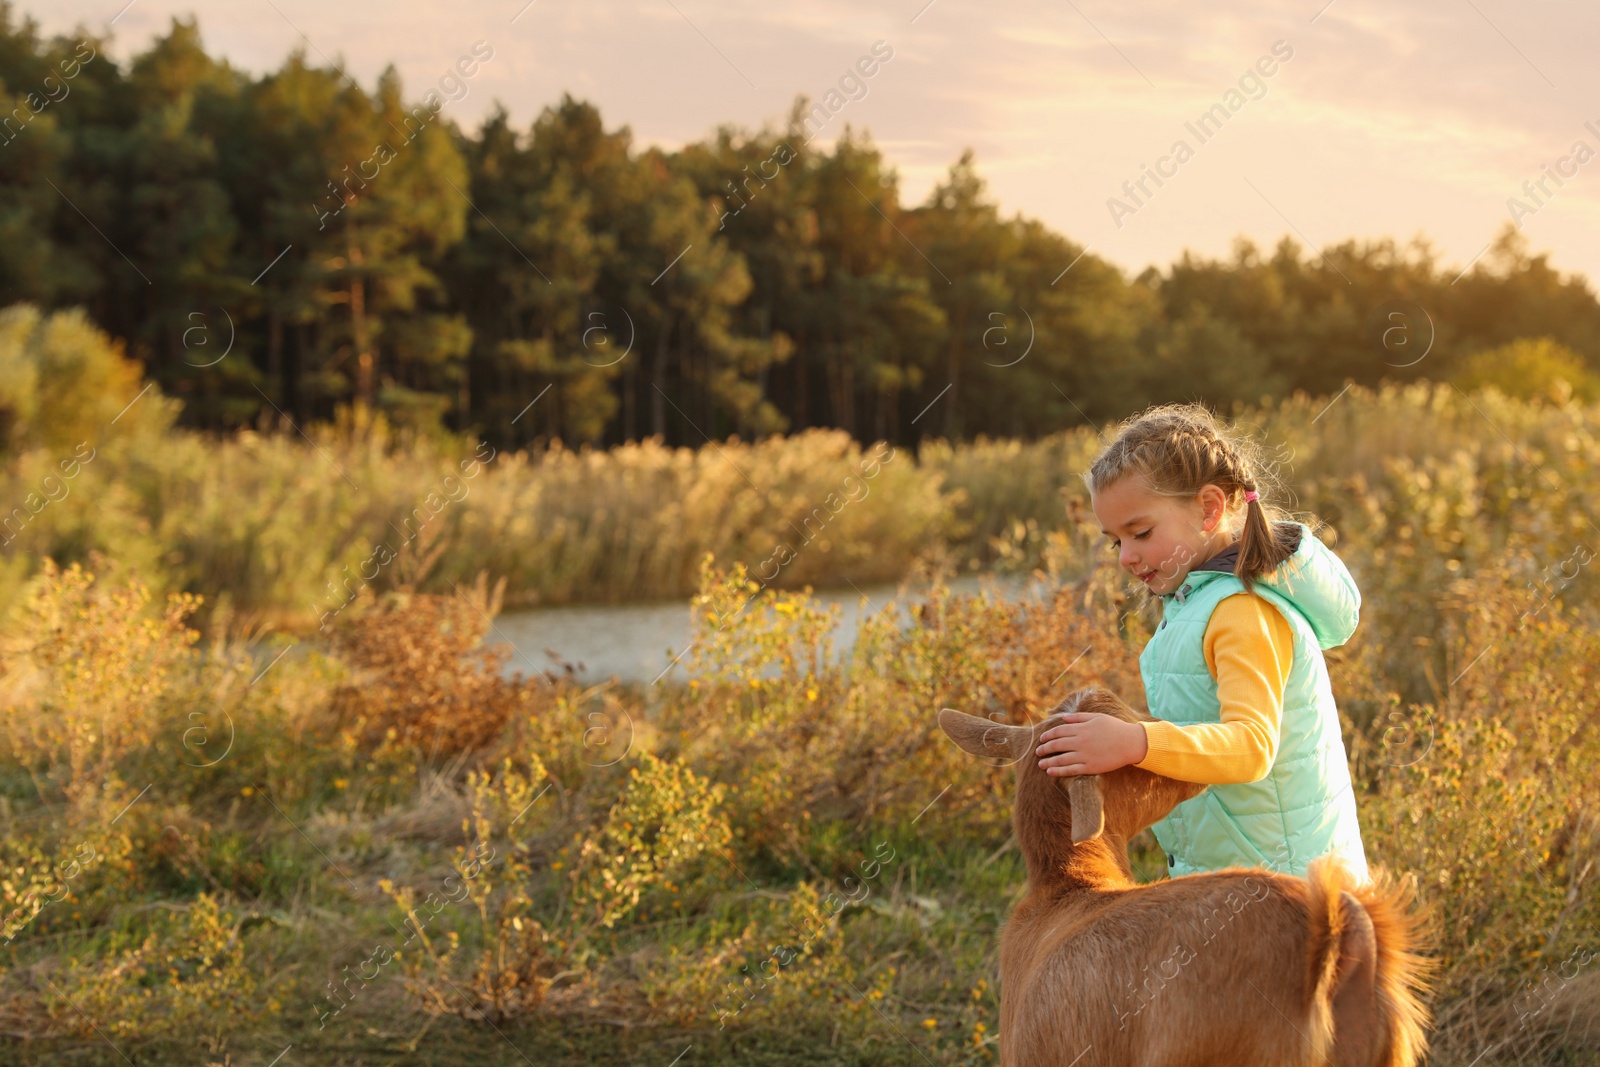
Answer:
938, 687, 1205, 882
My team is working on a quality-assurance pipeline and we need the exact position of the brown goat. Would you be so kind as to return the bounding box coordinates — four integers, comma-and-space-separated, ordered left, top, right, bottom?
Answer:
941, 686, 1435, 1067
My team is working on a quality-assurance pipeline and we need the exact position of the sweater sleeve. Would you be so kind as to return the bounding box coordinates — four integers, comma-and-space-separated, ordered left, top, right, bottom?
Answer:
1133, 592, 1294, 785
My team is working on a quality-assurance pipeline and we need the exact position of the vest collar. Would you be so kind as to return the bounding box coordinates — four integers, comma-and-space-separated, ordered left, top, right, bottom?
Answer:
1161, 522, 1305, 604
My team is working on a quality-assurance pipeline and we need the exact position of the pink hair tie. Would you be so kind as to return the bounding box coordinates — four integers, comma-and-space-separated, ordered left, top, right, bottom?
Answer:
1244, 490, 1259, 503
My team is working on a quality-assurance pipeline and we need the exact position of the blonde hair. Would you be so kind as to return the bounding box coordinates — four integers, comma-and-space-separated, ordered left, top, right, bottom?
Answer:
1083, 402, 1298, 593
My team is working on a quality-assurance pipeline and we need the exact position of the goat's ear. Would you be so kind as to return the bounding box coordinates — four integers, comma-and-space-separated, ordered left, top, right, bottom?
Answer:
1068, 774, 1106, 843
937, 708, 1032, 763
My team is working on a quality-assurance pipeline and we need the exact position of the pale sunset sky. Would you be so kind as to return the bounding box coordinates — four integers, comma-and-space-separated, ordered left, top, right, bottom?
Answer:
35, 0, 1600, 287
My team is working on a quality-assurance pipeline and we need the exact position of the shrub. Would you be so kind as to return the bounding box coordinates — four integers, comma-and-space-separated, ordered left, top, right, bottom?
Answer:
385, 747, 731, 1026
643, 879, 858, 1032
1350, 571, 1600, 1064
1452, 336, 1600, 405
0, 305, 174, 460
46, 894, 268, 1048
327, 573, 525, 759
0, 559, 201, 811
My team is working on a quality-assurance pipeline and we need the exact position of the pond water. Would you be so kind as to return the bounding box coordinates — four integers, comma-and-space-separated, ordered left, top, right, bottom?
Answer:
487, 572, 1048, 686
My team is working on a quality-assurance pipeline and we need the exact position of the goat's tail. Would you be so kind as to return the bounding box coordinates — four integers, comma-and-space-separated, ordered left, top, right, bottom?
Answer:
1350, 863, 1437, 1067
1305, 856, 1437, 1067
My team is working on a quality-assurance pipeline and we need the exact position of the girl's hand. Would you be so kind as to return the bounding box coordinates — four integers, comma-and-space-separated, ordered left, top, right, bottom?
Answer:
1035, 713, 1149, 776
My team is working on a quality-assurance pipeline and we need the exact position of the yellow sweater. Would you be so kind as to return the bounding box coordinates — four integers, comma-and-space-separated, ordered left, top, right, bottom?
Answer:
1133, 591, 1294, 785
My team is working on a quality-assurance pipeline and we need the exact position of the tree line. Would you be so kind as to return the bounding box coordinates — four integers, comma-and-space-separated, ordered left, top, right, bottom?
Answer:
4, 6, 1600, 450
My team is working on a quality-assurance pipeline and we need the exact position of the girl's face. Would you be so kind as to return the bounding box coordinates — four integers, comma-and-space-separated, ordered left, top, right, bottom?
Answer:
1091, 475, 1226, 596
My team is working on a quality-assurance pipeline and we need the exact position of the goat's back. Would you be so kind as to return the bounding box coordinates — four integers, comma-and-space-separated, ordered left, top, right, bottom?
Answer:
1000, 871, 1339, 1067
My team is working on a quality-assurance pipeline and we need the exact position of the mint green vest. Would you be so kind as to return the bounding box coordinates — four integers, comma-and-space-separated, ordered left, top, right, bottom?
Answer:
1141, 522, 1369, 881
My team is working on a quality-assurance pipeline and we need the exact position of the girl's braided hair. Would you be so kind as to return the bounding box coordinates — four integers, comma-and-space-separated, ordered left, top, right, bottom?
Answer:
1082, 402, 1300, 594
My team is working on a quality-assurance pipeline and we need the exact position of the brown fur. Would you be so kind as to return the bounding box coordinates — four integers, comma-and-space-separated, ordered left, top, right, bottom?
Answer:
940, 686, 1436, 1067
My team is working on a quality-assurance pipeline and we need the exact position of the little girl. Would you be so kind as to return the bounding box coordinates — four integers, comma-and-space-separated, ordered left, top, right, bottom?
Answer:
1034, 402, 1370, 883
